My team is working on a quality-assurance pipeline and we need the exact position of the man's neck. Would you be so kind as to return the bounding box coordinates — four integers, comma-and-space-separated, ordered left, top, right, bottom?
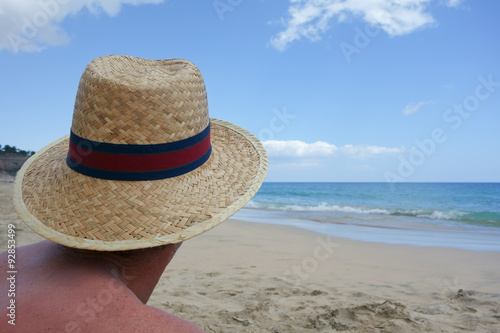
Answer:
115, 243, 181, 303
57, 241, 182, 304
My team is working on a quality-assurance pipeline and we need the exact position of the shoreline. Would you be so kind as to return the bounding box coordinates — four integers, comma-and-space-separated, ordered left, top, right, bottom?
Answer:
233, 207, 500, 252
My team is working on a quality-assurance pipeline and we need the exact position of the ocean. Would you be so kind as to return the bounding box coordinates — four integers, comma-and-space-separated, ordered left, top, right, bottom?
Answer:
233, 182, 500, 252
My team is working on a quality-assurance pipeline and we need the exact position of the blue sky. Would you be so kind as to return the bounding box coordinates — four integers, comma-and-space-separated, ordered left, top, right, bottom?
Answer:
0, 0, 499, 182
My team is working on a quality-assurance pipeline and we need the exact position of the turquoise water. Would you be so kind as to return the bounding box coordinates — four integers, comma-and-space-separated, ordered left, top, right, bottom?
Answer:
233, 183, 500, 251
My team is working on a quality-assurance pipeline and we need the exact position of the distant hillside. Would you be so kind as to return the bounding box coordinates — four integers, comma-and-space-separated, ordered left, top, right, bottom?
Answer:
0, 145, 35, 175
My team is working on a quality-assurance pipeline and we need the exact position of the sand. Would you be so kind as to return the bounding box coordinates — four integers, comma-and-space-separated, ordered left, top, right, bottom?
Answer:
2, 182, 500, 332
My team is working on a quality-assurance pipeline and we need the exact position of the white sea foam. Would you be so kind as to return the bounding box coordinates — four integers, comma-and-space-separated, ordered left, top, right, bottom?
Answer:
423, 210, 467, 221
245, 200, 470, 222
246, 201, 390, 215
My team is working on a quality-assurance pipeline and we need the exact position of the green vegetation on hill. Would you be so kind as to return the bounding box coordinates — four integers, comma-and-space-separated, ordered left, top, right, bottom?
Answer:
0, 145, 35, 157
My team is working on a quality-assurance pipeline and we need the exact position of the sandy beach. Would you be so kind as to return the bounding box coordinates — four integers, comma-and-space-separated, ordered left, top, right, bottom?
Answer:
2, 182, 500, 332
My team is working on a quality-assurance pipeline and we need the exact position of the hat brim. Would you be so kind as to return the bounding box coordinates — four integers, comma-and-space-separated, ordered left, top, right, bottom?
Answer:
14, 119, 267, 251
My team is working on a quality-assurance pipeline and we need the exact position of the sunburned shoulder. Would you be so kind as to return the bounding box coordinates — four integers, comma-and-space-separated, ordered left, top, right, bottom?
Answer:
86, 296, 206, 333
9, 285, 207, 333
0, 246, 206, 332
60, 280, 206, 332
127, 304, 207, 333
70, 286, 205, 333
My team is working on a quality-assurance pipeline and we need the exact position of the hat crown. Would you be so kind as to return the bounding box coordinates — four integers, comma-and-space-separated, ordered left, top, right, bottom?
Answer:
71, 55, 210, 145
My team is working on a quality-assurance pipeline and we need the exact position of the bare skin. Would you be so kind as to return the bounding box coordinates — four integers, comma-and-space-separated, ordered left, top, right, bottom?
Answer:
0, 240, 206, 332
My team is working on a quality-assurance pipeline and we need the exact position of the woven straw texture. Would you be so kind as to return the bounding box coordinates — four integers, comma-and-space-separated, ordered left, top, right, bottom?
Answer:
72, 56, 210, 144
13, 56, 267, 251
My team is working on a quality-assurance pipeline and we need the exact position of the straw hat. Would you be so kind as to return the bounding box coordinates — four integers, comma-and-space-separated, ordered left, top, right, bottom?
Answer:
13, 55, 267, 251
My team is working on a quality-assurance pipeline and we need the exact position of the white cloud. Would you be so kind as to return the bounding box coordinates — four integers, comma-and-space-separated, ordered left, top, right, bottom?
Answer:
340, 144, 405, 159
263, 140, 338, 158
270, 0, 442, 51
263, 140, 404, 159
272, 161, 323, 169
0, 0, 164, 53
402, 100, 434, 115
